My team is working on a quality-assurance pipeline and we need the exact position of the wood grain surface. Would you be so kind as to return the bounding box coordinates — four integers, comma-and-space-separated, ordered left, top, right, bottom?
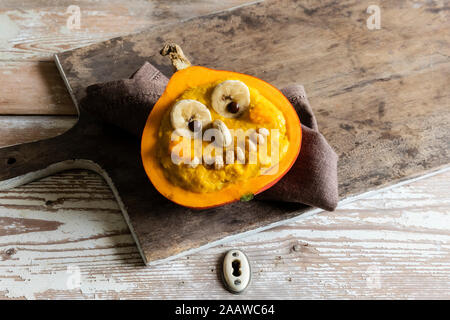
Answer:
0, 0, 255, 115
0, 168, 448, 299
0, 0, 449, 298
43, 0, 450, 264
56, 0, 450, 199
0, 0, 278, 267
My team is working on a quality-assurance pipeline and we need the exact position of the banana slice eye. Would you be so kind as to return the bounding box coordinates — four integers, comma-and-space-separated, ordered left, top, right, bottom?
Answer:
211, 80, 250, 118
170, 99, 212, 136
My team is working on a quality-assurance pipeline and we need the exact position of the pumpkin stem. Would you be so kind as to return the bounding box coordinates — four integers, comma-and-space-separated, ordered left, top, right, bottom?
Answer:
160, 43, 191, 71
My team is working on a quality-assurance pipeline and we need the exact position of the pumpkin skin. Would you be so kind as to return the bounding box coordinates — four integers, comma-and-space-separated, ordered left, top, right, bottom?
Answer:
141, 66, 302, 209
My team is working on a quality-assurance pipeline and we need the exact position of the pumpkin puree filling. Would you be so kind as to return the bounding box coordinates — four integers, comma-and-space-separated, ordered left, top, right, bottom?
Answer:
157, 79, 290, 193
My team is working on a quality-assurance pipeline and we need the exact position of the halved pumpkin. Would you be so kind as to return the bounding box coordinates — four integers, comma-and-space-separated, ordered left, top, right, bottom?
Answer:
141, 44, 301, 209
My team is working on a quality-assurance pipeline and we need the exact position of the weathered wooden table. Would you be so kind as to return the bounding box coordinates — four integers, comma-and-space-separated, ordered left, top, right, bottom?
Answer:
0, 0, 449, 299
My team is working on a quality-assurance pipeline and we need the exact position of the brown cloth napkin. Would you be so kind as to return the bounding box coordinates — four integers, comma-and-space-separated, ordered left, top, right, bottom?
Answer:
81, 62, 339, 211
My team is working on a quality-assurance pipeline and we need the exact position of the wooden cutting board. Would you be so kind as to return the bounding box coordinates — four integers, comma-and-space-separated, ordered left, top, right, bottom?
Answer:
0, 0, 448, 265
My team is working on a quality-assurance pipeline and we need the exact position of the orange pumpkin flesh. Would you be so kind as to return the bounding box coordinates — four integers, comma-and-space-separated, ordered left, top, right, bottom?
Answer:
141, 66, 301, 209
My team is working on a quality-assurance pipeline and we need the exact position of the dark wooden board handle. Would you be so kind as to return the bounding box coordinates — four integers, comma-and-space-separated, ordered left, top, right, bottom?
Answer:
0, 118, 107, 188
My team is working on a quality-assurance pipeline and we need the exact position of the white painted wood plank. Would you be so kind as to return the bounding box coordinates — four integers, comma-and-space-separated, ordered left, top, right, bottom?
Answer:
0, 169, 448, 299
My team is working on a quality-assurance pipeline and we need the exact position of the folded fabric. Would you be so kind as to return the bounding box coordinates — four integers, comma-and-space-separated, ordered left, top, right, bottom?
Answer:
81, 62, 168, 137
256, 85, 338, 211
80, 62, 339, 211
